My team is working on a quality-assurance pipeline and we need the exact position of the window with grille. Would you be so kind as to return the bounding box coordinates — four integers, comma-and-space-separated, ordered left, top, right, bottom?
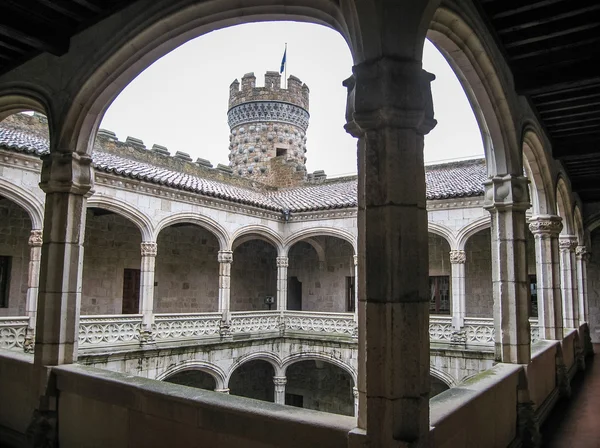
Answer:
429, 276, 450, 314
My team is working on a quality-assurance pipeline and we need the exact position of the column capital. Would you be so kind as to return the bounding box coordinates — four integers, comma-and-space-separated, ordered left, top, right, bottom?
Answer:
353, 254, 358, 266
576, 245, 590, 261
28, 229, 43, 247
449, 250, 466, 264
140, 242, 157, 257
483, 175, 530, 212
218, 250, 233, 264
352, 386, 359, 399
276, 256, 289, 268
343, 58, 437, 136
528, 215, 563, 236
559, 236, 578, 253
273, 376, 287, 386
39, 151, 94, 195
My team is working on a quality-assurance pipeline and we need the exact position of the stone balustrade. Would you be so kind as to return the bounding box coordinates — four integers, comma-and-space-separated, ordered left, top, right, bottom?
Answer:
79, 314, 143, 348
154, 313, 221, 342
0, 317, 28, 350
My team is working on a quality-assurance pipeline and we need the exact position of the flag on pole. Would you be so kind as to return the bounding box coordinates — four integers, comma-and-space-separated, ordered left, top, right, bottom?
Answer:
280, 45, 287, 74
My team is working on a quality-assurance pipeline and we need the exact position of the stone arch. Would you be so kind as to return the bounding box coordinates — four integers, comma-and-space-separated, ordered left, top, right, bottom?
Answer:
156, 361, 227, 390
54, 2, 356, 159
226, 352, 283, 385
556, 176, 575, 235
522, 128, 555, 216
0, 178, 44, 230
429, 366, 457, 388
428, 7, 521, 177
428, 223, 457, 250
573, 205, 585, 246
231, 225, 284, 254
0, 89, 51, 123
456, 216, 491, 251
154, 212, 229, 250
283, 227, 357, 256
87, 195, 153, 241
281, 353, 357, 386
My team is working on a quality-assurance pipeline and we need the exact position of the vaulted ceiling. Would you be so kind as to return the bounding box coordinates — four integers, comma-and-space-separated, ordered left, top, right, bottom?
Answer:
0, 0, 599, 201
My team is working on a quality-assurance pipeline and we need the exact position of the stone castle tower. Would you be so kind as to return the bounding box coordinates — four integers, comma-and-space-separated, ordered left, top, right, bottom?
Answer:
227, 71, 310, 186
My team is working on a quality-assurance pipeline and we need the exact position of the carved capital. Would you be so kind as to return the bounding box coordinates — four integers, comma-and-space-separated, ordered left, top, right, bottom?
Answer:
353, 254, 358, 266
483, 175, 530, 212
449, 250, 466, 264
276, 256, 289, 268
344, 58, 436, 135
576, 245, 590, 261
559, 236, 578, 253
140, 242, 157, 257
352, 386, 359, 399
28, 229, 43, 247
528, 215, 563, 236
39, 151, 94, 195
273, 376, 287, 387
218, 250, 233, 264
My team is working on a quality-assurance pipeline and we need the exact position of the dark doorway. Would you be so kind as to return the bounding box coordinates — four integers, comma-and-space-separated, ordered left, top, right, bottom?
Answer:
122, 268, 141, 314
288, 276, 302, 311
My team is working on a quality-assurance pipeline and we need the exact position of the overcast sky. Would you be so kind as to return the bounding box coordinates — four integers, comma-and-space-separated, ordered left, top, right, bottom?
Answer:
101, 22, 484, 177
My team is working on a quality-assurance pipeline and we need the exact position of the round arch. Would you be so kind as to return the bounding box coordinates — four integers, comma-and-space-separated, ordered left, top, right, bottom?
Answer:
0, 89, 51, 123
0, 178, 44, 230
430, 366, 457, 388
556, 176, 574, 235
283, 227, 357, 256
226, 352, 283, 385
154, 212, 229, 250
156, 360, 227, 390
87, 195, 153, 241
522, 128, 555, 216
230, 225, 284, 255
428, 7, 521, 177
428, 223, 457, 250
281, 353, 357, 386
456, 216, 491, 250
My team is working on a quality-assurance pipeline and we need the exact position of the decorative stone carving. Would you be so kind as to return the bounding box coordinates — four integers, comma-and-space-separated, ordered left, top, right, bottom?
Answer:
230, 312, 280, 333
28, 229, 43, 247
23, 327, 35, 353
79, 316, 141, 347
450, 330, 467, 344
228, 101, 309, 131
449, 250, 466, 264
273, 376, 287, 387
219, 320, 232, 338
528, 216, 563, 235
353, 254, 358, 266
559, 237, 578, 253
285, 312, 356, 336
39, 151, 93, 195
0, 318, 27, 350
218, 250, 233, 264
140, 242, 157, 257
139, 328, 155, 344
576, 245, 590, 261
483, 175, 530, 211
276, 256, 289, 268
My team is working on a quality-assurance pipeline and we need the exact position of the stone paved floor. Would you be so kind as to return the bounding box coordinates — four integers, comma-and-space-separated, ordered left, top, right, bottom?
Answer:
542, 344, 600, 448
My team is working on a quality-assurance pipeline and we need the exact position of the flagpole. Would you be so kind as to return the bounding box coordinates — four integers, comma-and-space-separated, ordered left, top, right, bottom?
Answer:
284, 42, 287, 89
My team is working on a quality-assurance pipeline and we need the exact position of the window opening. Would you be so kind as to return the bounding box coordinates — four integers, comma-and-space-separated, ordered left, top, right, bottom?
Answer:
429, 276, 450, 314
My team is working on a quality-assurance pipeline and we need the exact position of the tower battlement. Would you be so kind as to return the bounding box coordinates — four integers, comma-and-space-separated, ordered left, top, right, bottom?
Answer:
228, 71, 309, 111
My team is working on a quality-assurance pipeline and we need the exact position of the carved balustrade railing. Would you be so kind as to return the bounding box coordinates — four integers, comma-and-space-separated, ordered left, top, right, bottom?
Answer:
230, 311, 281, 335
530, 318, 540, 344
0, 316, 28, 350
79, 314, 142, 348
154, 313, 221, 341
463, 317, 496, 346
429, 315, 454, 343
284, 311, 356, 337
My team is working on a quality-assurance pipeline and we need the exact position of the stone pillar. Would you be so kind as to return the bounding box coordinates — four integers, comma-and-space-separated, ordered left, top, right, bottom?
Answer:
344, 59, 437, 445
484, 175, 531, 364
576, 245, 589, 325
353, 386, 359, 417
449, 250, 466, 330
276, 256, 288, 311
23, 229, 43, 352
528, 216, 563, 340
218, 250, 233, 318
353, 254, 359, 315
559, 236, 579, 328
273, 376, 287, 405
139, 242, 157, 343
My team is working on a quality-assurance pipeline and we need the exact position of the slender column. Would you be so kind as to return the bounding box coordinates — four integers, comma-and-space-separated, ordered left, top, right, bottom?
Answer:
139, 242, 157, 343
560, 236, 579, 328
23, 229, 43, 352
484, 175, 531, 363
528, 216, 563, 340
218, 250, 233, 319
276, 256, 288, 311
353, 254, 359, 315
576, 245, 590, 325
273, 376, 287, 404
353, 386, 359, 417
449, 250, 466, 330
345, 59, 436, 445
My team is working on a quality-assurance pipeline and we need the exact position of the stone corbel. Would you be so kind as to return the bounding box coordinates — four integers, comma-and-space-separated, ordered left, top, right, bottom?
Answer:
483, 175, 530, 212
39, 151, 94, 195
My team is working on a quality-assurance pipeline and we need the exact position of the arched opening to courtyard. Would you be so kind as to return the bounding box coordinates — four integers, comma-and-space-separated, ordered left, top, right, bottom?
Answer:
228, 359, 275, 403
163, 369, 217, 391
428, 233, 451, 316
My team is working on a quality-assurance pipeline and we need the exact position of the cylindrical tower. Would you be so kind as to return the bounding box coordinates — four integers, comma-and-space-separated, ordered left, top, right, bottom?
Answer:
227, 71, 310, 186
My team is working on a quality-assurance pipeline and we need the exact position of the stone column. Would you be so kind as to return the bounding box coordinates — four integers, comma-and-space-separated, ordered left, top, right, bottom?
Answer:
24, 229, 43, 353
353, 254, 359, 315
528, 216, 563, 340
559, 236, 579, 328
276, 256, 288, 311
449, 250, 466, 330
345, 59, 437, 445
218, 250, 233, 318
353, 386, 359, 417
139, 242, 157, 343
484, 175, 531, 364
576, 245, 589, 325
273, 376, 287, 405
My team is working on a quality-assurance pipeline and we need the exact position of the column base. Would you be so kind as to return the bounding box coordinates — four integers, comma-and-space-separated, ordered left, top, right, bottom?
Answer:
23, 328, 35, 354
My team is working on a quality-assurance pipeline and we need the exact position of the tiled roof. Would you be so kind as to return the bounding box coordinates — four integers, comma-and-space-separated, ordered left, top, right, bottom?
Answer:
0, 125, 485, 212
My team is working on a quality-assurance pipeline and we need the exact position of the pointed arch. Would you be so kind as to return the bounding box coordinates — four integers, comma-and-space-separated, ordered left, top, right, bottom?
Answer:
573, 205, 585, 246
155, 212, 229, 250
0, 178, 44, 230
428, 223, 457, 250
556, 176, 574, 235
430, 366, 457, 387
87, 194, 153, 241
522, 128, 555, 216
456, 216, 491, 250
0, 88, 51, 123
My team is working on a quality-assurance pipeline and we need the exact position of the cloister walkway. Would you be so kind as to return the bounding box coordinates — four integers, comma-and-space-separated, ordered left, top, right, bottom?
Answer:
543, 345, 600, 448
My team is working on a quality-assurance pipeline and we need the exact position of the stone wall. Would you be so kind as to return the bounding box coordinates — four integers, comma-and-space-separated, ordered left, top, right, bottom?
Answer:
155, 224, 219, 313
228, 360, 275, 402
288, 237, 354, 312
231, 240, 277, 311
587, 229, 600, 343
285, 360, 354, 416
465, 230, 493, 317
0, 198, 31, 316
82, 210, 142, 315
